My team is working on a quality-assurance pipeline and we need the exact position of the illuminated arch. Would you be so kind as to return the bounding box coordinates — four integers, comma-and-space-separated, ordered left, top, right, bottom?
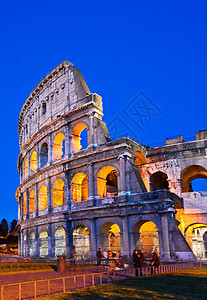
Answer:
53, 133, 65, 160
185, 223, 207, 259
24, 158, 28, 179
71, 173, 88, 202
99, 222, 121, 254
73, 225, 90, 259
40, 143, 48, 167
52, 179, 64, 206
55, 227, 66, 256
181, 165, 207, 192
23, 194, 26, 215
150, 171, 169, 191
134, 150, 146, 166
39, 185, 47, 210
132, 220, 159, 258
72, 123, 88, 153
29, 190, 35, 213
39, 229, 48, 257
29, 231, 35, 256
30, 151, 37, 172
97, 166, 118, 197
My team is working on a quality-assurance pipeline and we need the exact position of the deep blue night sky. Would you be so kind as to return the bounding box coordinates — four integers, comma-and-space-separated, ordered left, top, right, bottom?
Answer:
0, 0, 206, 224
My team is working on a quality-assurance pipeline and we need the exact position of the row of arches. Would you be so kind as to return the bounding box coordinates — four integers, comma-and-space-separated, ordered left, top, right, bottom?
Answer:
23, 166, 119, 215
23, 123, 88, 179
23, 221, 159, 259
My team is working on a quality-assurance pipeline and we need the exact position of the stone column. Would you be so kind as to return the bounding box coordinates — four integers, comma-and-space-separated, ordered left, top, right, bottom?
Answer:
122, 216, 130, 256
88, 163, 95, 201
48, 223, 53, 257
37, 104, 40, 130
35, 226, 39, 256
20, 229, 24, 256
48, 133, 53, 164
26, 189, 29, 220
64, 171, 71, 210
35, 183, 39, 217
26, 229, 29, 257
65, 123, 72, 158
28, 151, 31, 177
118, 155, 126, 195
46, 177, 52, 213
90, 219, 97, 257
161, 213, 171, 260
36, 142, 40, 171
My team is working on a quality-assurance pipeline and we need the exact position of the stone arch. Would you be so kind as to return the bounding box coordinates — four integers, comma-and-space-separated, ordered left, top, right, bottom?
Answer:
40, 142, 48, 168
150, 171, 169, 191
203, 231, 207, 258
23, 193, 26, 215
134, 150, 147, 167
52, 179, 64, 206
72, 122, 88, 153
73, 225, 90, 259
54, 226, 66, 256
29, 231, 35, 256
99, 222, 121, 254
29, 190, 35, 213
53, 132, 65, 160
71, 173, 88, 202
39, 229, 48, 257
24, 157, 28, 179
30, 151, 37, 172
39, 185, 47, 210
181, 165, 207, 192
132, 220, 159, 258
97, 166, 118, 198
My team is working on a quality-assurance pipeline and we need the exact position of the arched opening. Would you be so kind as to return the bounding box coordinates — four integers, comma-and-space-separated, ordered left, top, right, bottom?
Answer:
71, 173, 88, 202
29, 190, 35, 213
185, 224, 207, 259
39, 185, 47, 211
99, 222, 121, 255
42, 102, 46, 115
73, 225, 90, 259
97, 166, 118, 198
40, 143, 48, 168
30, 151, 37, 172
72, 123, 88, 153
204, 231, 207, 258
39, 230, 48, 257
133, 221, 159, 258
23, 194, 26, 215
24, 158, 28, 179
150, 171, 169, 191
29, 231, 35, 256
181, 165, 207, 192
134, 150, 146, 167
191, 178, 207, 192
55, 227, 66, 256
52, 179, 64, 207
53, 133, 65, 160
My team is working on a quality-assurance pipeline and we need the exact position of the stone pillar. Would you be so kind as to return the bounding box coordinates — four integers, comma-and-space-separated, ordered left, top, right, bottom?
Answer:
37, 104, 40, 130
48, 223, 53, 257
90, 218, 97, 257
65, 123, 72, 158
64, 171, 71, 210
118, 155, 126, 195
35, 183, 39, 217
66, 221, 73, 257
122, 216, 130, 256
20, 229, 24, 256
28, 151, 31, 177
35, 226, 39, 256
48, 133, 53, 164
26, 189, 29, 220
36, 142, 40, 171
26, 229, 29, 257
46, 177, 52, 213
161, 213, 171, 260
88, 163, 95, 200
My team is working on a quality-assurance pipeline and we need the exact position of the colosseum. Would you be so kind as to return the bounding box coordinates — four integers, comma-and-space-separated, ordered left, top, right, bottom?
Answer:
16, 60, 207, 261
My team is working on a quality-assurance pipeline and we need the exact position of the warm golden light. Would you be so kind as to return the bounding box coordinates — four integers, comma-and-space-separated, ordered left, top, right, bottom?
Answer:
39, 185, 47, 210
23, 194, 26, 215
71, 173, 88, 202
72, 123, 87, 152
140, 221, 159, 255
52, 179, 64, 206
97, 166, 118, 197
53, 133, 65, 160
29, 190, 35, 213
30, 151, 37, 172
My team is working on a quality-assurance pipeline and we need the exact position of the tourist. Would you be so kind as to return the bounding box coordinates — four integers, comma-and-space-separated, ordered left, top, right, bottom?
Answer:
107, 258, 116, 280
103, 248, 109, 266
132, 249, 141, 276
150, 252, 160, 274
96, 248, 102, 266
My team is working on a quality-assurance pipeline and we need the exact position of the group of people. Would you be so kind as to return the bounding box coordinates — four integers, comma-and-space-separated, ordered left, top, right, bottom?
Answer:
96, 248, 125, 268
132, 249, 160, 276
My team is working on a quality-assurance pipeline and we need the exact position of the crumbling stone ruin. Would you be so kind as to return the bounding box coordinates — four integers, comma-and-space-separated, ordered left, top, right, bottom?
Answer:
16, 61, 207, 261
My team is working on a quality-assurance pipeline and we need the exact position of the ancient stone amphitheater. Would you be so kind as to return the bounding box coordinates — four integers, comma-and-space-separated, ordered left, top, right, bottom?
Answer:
16, 61, 207, 261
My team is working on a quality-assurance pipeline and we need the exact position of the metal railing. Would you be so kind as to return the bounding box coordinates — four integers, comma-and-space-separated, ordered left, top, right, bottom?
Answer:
0, 262, 196, 300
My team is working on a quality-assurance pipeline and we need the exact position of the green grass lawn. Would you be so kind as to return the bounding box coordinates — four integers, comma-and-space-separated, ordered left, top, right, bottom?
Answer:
40, 268, 207, 300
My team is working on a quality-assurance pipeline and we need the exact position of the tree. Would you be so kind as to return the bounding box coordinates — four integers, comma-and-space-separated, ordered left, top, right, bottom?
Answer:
0, 219, 8, 237
9, 219, 18, 235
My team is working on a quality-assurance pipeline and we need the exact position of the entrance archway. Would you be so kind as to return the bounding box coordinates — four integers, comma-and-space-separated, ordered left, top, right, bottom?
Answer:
29, 231, 35, 256
73, 225, 90, 259
55, 227, 66, 256
133, 221, 159, 258
39, 230, 48, 257
150, 172, 169, 191
97, 166, 118, 197
185, 224, 207, 259
99, 222, 121, 255
71, 173, 88, 202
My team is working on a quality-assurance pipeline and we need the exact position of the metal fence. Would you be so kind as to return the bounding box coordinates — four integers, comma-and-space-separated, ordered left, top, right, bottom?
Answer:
0, 262, 199, 300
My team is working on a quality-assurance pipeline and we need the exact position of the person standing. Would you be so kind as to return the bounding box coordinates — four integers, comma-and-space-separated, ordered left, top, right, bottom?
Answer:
69, 245, 76, 271
96, 248, 102, 266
